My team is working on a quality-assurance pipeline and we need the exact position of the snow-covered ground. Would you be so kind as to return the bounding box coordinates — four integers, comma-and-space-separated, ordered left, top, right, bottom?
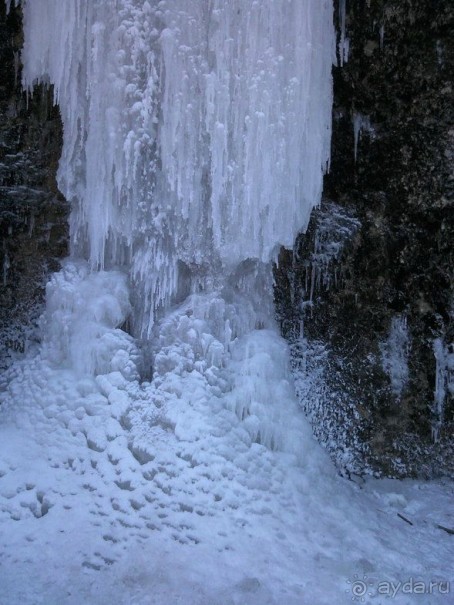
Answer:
0, 265, 452, 605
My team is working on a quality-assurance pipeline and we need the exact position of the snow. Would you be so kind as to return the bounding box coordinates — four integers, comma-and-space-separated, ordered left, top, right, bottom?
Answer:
1, 266, 453, 605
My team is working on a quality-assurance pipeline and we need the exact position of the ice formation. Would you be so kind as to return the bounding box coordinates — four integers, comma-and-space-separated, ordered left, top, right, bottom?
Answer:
338, 0, 349, 67
41, 261, 139, 378
20, 0, 334, 336
353, 112, 373, 162
2, 278, 453, 604
381, 315, 410, 400
301, 202, 360, 302
379, 24, 385, 50
6, 0, 337, 502
432, 338, 454, 442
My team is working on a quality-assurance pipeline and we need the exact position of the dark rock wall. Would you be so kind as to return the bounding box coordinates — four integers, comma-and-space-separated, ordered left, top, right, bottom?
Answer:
0, 3, 67, 365
275, 0, 453, 477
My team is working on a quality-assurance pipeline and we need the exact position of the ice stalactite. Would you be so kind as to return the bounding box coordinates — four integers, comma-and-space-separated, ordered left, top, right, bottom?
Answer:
380, 315, 410, 400
20, 0, 334, 337
2, 248, 10, 287
432, 338, 454, 443
379, 24, 385, 50
353, 112, 373, 163
338, 0, 349, 67
294, 202, 360, 308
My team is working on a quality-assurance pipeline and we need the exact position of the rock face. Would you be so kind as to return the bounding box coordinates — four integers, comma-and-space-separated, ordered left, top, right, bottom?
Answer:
276, 0, 453, 477
0, 4, 67, 366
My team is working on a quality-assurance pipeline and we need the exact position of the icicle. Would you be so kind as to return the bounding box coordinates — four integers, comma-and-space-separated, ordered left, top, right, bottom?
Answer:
432, 338, 452, 443
379, 24, 385, 50
20, 0, 335, 337
2, 251, 10, 286
338, 0, 349, 67
436, 40, 445, 67
28, 213, 35, 237
353, 112, 372, 162
380, 316, 410, 399
13, 51, 20, 87
5, 0, 17, 14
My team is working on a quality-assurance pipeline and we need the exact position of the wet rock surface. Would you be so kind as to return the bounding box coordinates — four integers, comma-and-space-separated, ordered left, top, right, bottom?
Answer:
276, 0, 453, 477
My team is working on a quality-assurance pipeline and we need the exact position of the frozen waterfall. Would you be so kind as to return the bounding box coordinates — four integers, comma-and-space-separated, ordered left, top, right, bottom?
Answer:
20, 0, 334, 336
2, 3, 454, 604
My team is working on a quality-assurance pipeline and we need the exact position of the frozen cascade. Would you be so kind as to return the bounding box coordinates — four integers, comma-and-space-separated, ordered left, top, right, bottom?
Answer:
20, 0, 334, 336
7, 0, 335, 494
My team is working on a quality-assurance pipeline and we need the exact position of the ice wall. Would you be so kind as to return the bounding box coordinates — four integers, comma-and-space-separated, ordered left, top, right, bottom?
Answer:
19, 0, 334, 336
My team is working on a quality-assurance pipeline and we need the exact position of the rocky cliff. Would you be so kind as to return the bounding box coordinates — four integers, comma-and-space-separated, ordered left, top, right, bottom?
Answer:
275, 0, 453, 477
0, 3, 67, 367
